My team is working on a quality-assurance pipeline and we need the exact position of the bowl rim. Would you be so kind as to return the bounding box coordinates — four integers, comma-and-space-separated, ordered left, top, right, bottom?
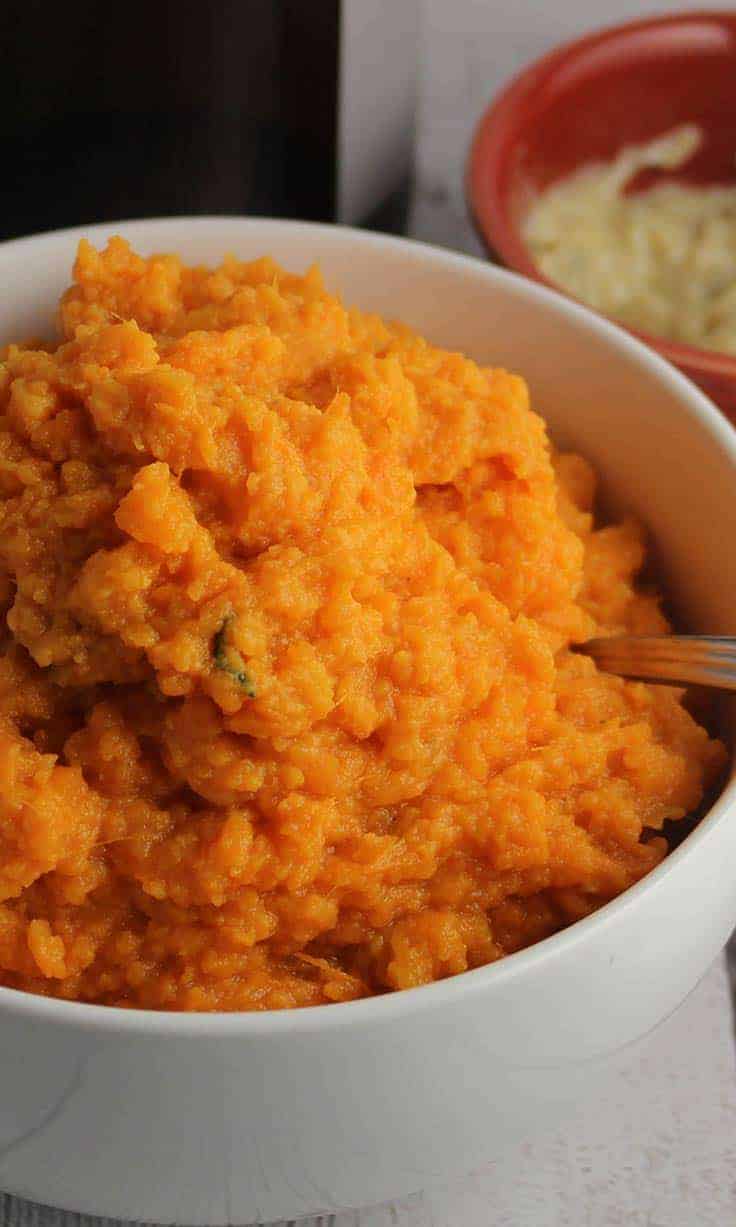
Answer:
0, 213, 734, 1037
466, 8, 736, 384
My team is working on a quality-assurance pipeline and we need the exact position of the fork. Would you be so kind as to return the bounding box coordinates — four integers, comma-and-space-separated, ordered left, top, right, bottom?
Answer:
573, 635, 736, 690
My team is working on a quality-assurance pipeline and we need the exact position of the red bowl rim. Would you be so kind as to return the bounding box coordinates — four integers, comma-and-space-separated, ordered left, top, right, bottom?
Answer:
466, 8, 736, 386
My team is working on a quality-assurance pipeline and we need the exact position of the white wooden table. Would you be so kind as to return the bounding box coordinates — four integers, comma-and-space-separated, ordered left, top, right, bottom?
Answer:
3, 3, 736, 1224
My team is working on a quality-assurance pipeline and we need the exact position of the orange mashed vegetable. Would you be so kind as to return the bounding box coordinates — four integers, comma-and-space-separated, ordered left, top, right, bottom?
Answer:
0, 238, 725, 1010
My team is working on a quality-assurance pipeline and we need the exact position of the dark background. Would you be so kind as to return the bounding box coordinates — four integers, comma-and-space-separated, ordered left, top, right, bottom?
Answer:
0, 1, 344, 240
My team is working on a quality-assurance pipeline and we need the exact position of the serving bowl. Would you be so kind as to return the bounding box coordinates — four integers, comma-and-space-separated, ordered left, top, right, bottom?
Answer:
467, 10, 736, 416
0, 216, 735, 1225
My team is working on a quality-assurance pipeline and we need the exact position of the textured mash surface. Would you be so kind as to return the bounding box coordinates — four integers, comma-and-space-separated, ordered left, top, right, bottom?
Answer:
0, 238, 724, 1010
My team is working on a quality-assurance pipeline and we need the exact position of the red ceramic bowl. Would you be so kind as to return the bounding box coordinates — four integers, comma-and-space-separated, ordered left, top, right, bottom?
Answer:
468, 10, 736, 417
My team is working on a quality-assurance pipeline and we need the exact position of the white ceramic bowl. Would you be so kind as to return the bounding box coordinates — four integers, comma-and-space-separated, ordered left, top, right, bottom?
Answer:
0, 218, 735, 1225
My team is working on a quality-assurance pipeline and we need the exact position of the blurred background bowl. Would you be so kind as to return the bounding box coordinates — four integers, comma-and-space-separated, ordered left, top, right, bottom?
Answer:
467, 10, 736, 416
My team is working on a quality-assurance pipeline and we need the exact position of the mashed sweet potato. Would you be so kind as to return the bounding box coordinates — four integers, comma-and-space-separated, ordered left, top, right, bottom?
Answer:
0, 238, 725, 1010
